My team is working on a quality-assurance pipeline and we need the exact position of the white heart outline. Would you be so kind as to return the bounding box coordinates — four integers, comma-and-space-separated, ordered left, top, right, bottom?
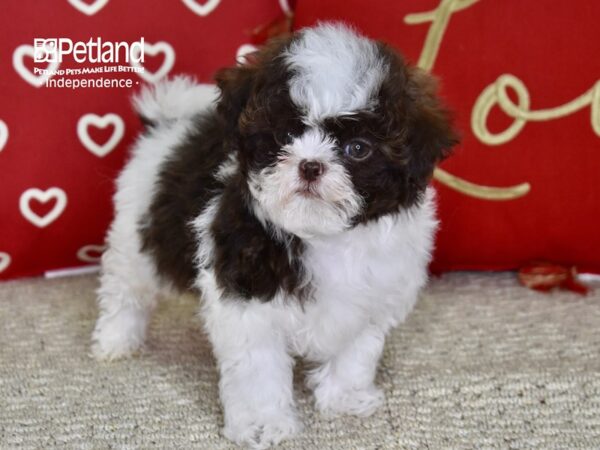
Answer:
278, 0, 292, 15
19, 187, 68, 228
181, 0, 221, 16
77, 113, 125, 157
236, 44, 258, 65
13, 44, 60, 88
0, 120, 8, 152
67, 0, 110, 15
0, 252, 11, 274
77, 244, 106, 263
130, 41, 175, 84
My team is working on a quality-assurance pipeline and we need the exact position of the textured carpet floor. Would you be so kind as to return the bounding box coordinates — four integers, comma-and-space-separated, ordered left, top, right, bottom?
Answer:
1, 273, 599, 449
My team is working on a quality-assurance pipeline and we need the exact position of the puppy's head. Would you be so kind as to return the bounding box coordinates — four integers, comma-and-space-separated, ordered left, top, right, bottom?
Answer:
216, 23, 458, 239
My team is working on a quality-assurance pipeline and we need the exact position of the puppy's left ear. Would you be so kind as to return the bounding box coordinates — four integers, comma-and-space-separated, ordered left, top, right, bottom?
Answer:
405, 66, 459, 191
215, 64, 257, 136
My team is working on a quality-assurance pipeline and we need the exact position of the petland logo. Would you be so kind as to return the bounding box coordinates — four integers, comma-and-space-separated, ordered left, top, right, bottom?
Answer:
33, 37, 145, 64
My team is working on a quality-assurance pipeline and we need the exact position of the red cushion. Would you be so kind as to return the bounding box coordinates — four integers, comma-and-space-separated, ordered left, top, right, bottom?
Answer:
294, 0, 600, 273
2, 1, 598, 280
0, 0, 285, 280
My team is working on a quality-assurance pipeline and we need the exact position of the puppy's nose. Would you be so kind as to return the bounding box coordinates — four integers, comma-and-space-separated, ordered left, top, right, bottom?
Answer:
299, 159, 324, 182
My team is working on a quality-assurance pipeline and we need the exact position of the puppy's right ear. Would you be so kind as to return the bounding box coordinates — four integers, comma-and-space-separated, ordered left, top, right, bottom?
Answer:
214, 65, 256, 136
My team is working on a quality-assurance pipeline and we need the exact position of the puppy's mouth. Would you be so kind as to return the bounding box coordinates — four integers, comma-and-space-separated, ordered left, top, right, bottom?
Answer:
295, 184, 322, 199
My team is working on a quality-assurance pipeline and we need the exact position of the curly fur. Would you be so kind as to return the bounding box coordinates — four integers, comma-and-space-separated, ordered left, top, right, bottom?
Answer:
92, 23, 458, 449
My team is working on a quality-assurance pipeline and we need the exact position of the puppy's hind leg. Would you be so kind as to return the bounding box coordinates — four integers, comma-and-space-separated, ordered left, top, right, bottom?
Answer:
91, 231, 161, 361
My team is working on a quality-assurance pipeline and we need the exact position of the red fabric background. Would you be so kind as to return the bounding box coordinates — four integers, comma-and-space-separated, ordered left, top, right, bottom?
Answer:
0, 0, 286, 280
294, 0, 600, 273
1, 0, 598, 280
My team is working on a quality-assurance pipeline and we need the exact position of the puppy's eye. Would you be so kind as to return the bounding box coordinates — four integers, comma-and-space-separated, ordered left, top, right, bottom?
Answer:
343, 139, 372, 161
275, 131, 295, 146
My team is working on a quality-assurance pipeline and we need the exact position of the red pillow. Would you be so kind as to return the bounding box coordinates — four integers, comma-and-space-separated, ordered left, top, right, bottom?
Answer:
0, 0, 289, 280
294, 0, 600, 273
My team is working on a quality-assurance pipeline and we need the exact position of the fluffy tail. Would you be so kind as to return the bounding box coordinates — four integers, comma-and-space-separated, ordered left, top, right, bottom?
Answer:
132, 76, 219, 127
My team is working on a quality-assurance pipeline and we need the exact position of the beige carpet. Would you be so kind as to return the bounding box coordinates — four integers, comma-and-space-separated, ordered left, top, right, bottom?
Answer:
1, 272, 599, 449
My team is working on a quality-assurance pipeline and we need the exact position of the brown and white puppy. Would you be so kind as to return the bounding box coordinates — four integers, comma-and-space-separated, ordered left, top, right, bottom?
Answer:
92, 23, 457, 449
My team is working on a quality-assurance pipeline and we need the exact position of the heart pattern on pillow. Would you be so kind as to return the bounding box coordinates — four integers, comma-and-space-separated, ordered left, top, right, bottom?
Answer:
77, 113, 125, 157
181, 0, 221, 16
67, 0, 110, 16
12, 44, 60, 88
77, 244, 107, 263
130, 41, 175, 84
0, 120, 8, 152
19, 187, 68, 228
0, 253, 11, 273
278, 0, 292, 14
236, 44, 259, 65
1, 0, 292, 279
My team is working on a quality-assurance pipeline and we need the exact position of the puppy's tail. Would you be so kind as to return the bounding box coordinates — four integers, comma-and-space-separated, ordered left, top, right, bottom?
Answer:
132, 75, 219, 128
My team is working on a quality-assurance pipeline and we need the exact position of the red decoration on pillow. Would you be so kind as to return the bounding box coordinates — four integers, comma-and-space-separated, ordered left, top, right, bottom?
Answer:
518, 262, 590, 295
293, 0, 600, 274
250, 11, 294, 45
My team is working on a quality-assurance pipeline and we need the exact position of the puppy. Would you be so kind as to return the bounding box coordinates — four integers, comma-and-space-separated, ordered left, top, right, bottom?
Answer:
92, 23, 457, 449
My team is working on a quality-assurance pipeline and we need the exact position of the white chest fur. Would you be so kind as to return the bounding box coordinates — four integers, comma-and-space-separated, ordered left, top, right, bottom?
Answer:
284, 188, 439, 360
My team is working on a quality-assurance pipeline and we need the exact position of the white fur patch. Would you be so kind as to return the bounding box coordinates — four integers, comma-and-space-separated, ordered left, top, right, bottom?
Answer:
215, 152, 239, 182
133, 75, 218, 125
294, 188, 438, 359
93, 77, 217, 360
285, 23, 388, 124
195, 189, 439, 432
192, 195, 222, 273
198, 189, 438, 364
248, 128, 363, 239
197, 271, 301, 449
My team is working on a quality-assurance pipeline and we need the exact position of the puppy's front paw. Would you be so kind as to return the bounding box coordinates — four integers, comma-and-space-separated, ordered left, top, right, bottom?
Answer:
315, 384, 384, 418
224, 409, 302, 449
